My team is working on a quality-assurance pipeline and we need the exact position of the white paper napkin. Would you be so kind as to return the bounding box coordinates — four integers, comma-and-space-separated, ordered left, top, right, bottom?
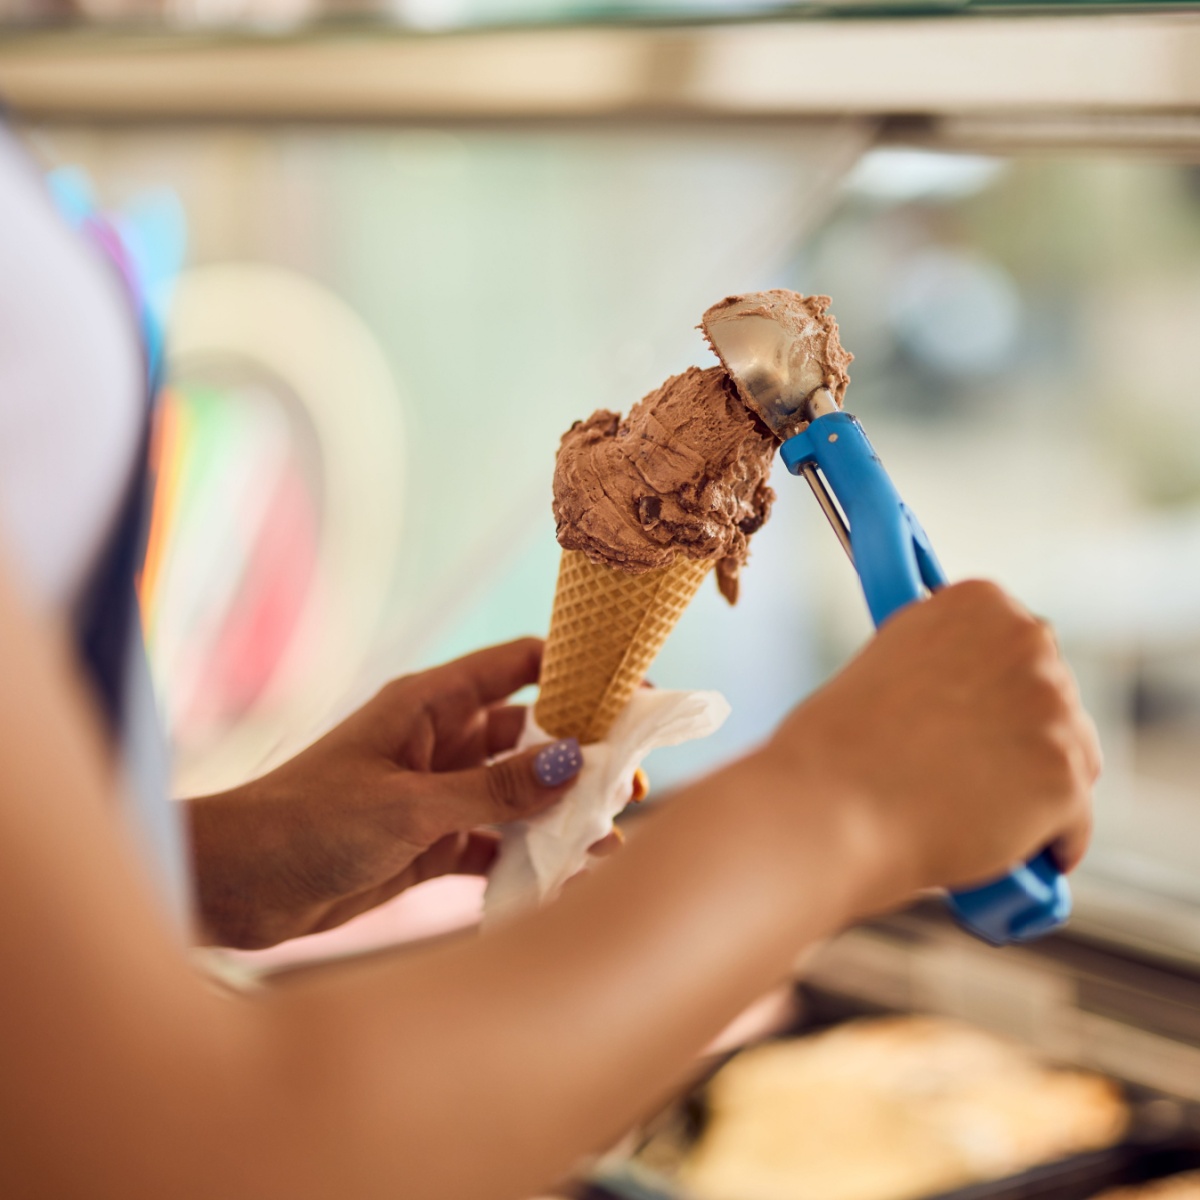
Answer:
483, 688, 731, 925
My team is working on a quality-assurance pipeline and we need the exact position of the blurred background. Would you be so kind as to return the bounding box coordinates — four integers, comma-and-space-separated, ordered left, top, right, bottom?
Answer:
6, 4, 1200, 956
29, 123, 1199, 953
6, 8, 1200, 1194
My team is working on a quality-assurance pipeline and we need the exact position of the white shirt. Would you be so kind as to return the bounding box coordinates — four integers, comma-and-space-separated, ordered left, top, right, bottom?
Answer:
0, 129, 142, 616
0, 128, 189, 926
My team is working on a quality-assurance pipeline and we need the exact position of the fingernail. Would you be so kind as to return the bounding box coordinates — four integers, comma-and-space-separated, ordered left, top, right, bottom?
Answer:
631, 768, 650, 803
533, 738, 584, 787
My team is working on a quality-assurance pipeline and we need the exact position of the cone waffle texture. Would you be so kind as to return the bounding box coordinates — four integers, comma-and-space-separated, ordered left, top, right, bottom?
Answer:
534, 550, 711, 744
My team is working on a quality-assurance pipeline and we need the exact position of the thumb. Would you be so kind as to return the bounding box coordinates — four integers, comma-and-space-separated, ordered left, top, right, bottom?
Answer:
423, 737, 585, 831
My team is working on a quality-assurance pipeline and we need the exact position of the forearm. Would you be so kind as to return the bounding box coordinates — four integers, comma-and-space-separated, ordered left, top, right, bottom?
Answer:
0, 551, 889, 1200
187, 787, 300, 948
251, 753, 886, 1200
8, 554, 1091, 1200
35, 769, 877, 1200
0, 602, 873, 1197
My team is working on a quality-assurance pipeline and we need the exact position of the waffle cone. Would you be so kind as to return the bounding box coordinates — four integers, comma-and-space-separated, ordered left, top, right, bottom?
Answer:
534, 550, 711, 743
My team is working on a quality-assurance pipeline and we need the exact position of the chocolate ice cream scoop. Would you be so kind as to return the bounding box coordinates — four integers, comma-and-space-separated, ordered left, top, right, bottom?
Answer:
703, 289, 856, 559
552, 365, 776, 604
702, 289, 852, 442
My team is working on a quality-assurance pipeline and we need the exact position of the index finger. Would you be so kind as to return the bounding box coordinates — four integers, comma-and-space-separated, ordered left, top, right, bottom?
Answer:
425, 637, 544, 708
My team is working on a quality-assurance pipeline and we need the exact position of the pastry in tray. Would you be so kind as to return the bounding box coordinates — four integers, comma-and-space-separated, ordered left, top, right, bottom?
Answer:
662, 1014, 1129, 1200
1094, 1171, 1200, 1199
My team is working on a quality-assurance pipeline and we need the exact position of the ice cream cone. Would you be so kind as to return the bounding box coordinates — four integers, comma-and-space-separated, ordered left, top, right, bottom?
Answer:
534, 550, 711, 744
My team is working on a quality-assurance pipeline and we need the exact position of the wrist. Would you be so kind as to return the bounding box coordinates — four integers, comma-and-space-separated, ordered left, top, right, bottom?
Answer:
187, 787, 280, 949
745, 739, 922, 924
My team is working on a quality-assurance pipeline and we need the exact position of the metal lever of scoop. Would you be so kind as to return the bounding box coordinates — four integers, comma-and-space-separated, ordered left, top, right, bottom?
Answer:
798, 464, 854, 565
780, 410, 1072, 948
794, 385, 855, 565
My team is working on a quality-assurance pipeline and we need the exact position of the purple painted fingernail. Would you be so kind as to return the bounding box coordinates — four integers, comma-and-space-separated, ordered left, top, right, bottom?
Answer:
533, 738, 584, 787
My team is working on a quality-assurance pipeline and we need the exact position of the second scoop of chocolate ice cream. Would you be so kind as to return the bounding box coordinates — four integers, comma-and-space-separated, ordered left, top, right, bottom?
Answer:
552, 365, 775, 604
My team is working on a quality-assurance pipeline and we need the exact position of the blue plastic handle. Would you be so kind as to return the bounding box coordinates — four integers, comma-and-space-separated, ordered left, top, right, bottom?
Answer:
780, 411, 1070, 947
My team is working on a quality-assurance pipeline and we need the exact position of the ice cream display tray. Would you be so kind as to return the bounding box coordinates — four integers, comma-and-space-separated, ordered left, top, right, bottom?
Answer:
571, 981, 1200, 1200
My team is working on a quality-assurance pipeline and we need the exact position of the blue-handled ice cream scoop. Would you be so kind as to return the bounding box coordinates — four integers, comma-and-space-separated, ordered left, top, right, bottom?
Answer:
703, 291, 1070, 948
